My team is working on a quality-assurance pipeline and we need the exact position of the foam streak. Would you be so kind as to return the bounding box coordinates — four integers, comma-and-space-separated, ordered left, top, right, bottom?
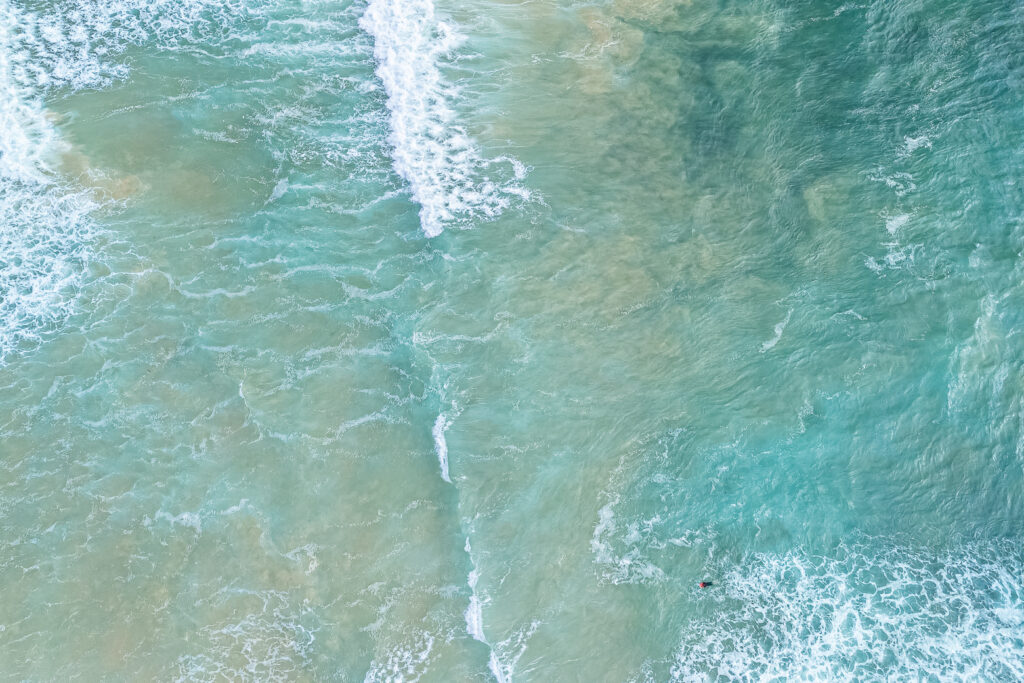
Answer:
432, 412, 452, 483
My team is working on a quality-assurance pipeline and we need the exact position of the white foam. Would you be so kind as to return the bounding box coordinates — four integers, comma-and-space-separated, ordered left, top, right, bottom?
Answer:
0, 1, 97, 363
432, 412, 452, 483
488, 619, 541, 683
948, 293, 1004, 414
465, 582, 485, 641
903, 134, 932, 155
266, 178, 289, 204
672, 541, 1024, 680
175, 589, 317, 682
464, 538, 486, 642
885, 212, 910, 234
591, 500, 666, 585
365, 631, 436, 683
590, 502, 619, 565
760, 308, 793, 353
489, 652, 511, 683
463, 537, 516, 683
150, 509, 203, 533
868, 168, 916, 197
4, 0, 263, 93
359, 0, 528, 237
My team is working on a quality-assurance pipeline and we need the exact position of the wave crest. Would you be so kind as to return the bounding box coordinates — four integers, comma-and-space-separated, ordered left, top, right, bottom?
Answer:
360, 0, 528, 237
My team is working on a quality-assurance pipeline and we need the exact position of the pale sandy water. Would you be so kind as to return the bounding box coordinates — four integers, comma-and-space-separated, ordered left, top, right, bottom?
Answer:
1, 0, 1023, 680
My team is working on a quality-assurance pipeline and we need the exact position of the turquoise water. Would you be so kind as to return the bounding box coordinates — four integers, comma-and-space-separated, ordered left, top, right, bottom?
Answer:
2, 0, 1024, 679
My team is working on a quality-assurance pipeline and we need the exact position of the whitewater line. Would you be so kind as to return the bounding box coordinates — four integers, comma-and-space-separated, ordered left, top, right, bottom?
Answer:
465, 537, 512, 683
359, 0, 528, 237
430, 408, 512, 680
432, 412, 452, 483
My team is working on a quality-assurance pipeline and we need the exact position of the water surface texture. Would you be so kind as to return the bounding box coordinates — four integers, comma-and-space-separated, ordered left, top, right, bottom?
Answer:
2, 0, 1023, 679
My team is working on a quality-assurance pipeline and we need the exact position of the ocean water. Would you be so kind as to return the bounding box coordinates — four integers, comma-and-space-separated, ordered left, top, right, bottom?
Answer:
1, 0, 1023, 679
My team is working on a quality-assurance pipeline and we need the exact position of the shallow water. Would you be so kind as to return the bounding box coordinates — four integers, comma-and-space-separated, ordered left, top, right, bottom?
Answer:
1, 0, 1023, 679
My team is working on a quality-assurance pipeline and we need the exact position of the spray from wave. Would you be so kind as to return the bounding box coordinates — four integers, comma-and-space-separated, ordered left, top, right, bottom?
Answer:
359, 0, 528, 238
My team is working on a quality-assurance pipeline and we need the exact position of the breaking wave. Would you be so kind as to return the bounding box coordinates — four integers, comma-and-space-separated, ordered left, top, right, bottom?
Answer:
673, 540, 1024, 680
359, 0, 528, 237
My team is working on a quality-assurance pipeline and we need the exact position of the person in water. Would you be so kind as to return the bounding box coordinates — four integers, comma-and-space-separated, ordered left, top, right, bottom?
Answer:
699, 581, 713, 588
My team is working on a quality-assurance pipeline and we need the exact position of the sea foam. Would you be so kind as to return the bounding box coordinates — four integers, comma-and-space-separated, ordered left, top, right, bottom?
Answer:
0, 1, 96, 363
462, 537, 511, 682
672, 540, 1024, 680
175, 589, 317, 682
0, 0, 265, 364
432, 412, 452, 482
464, 540, 485, 641
359, 0, 528, 237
